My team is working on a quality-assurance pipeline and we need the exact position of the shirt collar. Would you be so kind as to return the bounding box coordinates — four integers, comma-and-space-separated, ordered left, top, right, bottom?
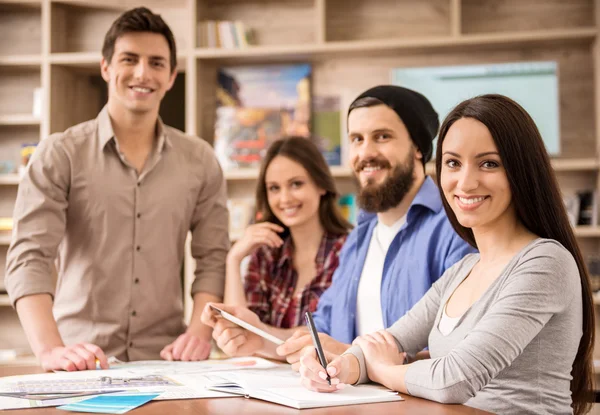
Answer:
410, 176, 443, 214
275, 232, 335, 269
97, 104, 171, 152
356, 176, 443, 226
276, 236, 295, 269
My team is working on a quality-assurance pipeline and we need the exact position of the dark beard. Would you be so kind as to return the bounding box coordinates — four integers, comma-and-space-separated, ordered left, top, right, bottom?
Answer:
356, 152, 416, 213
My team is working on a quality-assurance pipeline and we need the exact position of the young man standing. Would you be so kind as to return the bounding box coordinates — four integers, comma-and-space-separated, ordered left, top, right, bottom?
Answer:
202, 85, 475, 365
5, 8, 229, 371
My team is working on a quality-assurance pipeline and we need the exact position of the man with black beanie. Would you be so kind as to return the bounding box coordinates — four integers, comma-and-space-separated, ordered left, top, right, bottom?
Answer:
204, 85, 475, 365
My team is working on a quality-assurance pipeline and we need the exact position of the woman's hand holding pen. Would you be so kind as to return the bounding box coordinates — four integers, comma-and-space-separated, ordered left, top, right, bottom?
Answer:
352, 330, 406, 385
299, 349, 359, 393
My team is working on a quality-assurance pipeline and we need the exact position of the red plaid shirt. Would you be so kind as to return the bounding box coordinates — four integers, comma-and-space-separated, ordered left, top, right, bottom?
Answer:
243, 232, 347, 328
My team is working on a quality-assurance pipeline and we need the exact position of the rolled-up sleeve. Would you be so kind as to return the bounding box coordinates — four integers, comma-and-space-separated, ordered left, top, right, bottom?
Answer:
5, 135, 70, 306
189, 144, 229, 299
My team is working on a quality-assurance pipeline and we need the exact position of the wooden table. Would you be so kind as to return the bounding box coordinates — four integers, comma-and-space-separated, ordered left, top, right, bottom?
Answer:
0, 365, 492, 414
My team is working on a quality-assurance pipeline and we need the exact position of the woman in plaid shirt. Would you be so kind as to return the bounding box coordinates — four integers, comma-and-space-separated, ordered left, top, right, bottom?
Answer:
224, 137, 353, 328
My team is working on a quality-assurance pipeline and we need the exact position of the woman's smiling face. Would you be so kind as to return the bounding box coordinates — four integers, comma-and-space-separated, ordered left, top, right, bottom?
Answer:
440, 117, 514, 231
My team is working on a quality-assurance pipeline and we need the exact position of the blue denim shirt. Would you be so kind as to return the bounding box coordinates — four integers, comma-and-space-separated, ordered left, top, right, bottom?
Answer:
312, 177, 476, 344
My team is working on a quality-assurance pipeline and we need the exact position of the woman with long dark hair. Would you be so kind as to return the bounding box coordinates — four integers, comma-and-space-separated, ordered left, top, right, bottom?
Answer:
223, 136, 352, 329
298, 95, 594, 414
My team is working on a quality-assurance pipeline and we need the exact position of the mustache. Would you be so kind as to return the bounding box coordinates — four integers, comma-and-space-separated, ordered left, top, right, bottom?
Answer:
354, 158, 392, 172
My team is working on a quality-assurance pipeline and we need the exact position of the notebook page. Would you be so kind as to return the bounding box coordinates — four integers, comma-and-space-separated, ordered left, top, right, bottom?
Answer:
257, 384, 403, 409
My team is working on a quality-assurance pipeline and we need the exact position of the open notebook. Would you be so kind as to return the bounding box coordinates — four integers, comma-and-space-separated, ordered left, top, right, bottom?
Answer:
204, 366, 403, 409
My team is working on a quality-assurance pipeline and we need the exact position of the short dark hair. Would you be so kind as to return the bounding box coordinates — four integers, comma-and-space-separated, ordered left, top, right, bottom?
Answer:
348, 96, 385, 114
436, 94, 594, 415
102, 7, 177, 73
256, 137, 353, 236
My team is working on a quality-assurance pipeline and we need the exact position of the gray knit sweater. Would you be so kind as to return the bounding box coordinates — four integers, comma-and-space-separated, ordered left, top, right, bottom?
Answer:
346, 239, 582, 414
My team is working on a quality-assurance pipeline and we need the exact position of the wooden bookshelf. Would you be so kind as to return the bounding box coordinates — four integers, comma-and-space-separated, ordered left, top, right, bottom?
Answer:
49, 52, 188, 71
1, 0, 600, 358
0, 234, 11, 246
0, 175, 19, 186
194, 28, 597, 62
0, 55, 41, 67
574, 227, 600, 238
225, 165, 353, 181
0, 114, 39, 126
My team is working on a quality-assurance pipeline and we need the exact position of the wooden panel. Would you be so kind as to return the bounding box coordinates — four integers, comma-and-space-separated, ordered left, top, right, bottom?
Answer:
0, 246, 7, 292
49, 66, 104, 134
325, 0, 450, 42
0, 186, 17, 217
199, 0, 316, 46
159, 73, 186, 132
196, 60, 218, 143
0, 68, 40, 115
51, 2, 189, 64
0, 3, 41, 56
309, 44, 595, 158
462, 0, 594, 34
51, 3, 122, 53
151, 3, 190, 53
0, 125, 39, 174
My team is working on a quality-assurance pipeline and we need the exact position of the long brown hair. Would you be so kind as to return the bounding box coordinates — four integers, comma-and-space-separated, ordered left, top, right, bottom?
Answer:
436, 94, 594, 414
256, 136, 353, 236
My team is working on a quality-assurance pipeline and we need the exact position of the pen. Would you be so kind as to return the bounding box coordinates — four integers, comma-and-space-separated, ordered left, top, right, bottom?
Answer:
304, 311, 331, 386
95, 358, 100, 370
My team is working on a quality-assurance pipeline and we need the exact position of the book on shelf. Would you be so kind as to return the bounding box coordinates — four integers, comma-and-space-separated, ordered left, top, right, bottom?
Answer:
205, 366, 403, 409
197, 20, 254, 49
577, 190, 598, 227
564, 194, 581, 227
214, 63, 312, 171
228, 198, 255, 241
338, 193, 357, 226
312, 95, 342, 166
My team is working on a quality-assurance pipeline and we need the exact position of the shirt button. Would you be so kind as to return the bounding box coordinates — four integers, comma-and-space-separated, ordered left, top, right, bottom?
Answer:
131, 310, 137, 317
134, 278, 140, 284
129, 342, 133, 347
136, 246, 141, 251
137, 213, 141, 218
137, 182, 141, 187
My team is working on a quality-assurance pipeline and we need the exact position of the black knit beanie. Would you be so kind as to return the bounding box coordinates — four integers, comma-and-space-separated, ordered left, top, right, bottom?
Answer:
349, 85, 439, 164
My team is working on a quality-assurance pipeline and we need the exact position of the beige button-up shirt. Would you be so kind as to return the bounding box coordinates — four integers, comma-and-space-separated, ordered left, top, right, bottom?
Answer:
5, 106, 229, 361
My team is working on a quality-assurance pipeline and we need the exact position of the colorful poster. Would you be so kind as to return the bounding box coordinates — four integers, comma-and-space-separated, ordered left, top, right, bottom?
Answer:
215, 64, 312, 170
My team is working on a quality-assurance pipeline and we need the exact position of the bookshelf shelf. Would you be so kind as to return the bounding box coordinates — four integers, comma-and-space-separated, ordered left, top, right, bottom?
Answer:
0, 114, 40, 126
0, 234, 11, 246
49, 52, 101, 67
551, 158, 599, 171
0, 175, 19, 186
194, 28, 596, 62
224, 166, 353, 181
425, 158, 600, 176
223, 168, 259, 181
0, 55, 41, 67
573, 227, 600, 238
49, 52, 188, 71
